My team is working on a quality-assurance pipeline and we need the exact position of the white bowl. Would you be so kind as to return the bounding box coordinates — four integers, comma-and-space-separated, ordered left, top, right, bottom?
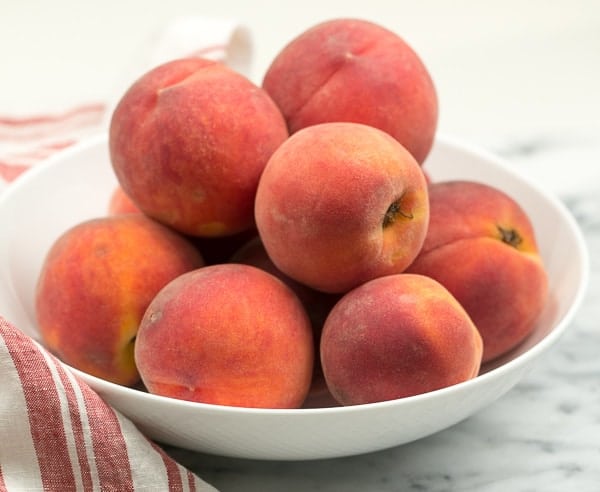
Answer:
0, 134, 588, 460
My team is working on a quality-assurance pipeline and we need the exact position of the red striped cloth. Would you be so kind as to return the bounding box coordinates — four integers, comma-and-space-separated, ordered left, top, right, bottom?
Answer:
0, 16, 252, 490
0, 316, 216, 491
0, 104, 107, 189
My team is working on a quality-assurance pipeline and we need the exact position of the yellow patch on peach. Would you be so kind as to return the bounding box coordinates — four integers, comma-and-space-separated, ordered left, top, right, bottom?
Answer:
35, 215, 204, 385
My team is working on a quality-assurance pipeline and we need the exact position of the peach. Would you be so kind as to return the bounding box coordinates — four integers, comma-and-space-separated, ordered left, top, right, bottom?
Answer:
406, 180, 549, 363
109, 57, 288, 237
320, 273, 483, 405
262, 18, 438, 164
108, 186, 142, 215
134, 263, 314, 408
230, 236, 340, 404
254, 122, 429, 293
230, 236, 339, 331
35, 215, 204, 386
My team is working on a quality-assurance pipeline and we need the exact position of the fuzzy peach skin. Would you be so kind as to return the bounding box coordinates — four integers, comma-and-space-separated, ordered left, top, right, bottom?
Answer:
320, 273, 483, 406
108, 186, 142, 215
230, 236, 340, 335
231, 236, 340, 406
254, 122, 429, 294
406, 180, 549, 363
107, 184, 259, 265
134, 264, 315, 409
262, 18, 438, 164
35, 215, 204, 386
109, 57, 288, 237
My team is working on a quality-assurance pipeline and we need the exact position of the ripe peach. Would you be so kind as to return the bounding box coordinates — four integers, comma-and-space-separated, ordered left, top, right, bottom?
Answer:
134, 264, 314, 408
109, 57, 288, 237
254, 122, 429, 293
262, 18, 438, 164
321, 273, 483, 405
108, 186, 141, 215
230, 236, 340, 404
230, 236, 339, 331
35, 215, 204, 386
406, 180, 549, 362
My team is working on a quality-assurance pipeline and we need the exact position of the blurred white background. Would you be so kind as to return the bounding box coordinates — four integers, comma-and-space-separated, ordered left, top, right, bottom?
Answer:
1, 0, 598, 141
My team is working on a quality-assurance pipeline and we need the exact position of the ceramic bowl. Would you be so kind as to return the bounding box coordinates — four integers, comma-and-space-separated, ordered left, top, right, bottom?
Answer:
0, 134, 588, 460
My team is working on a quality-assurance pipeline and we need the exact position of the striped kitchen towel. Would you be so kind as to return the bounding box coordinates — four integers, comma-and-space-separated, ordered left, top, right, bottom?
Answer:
0, 316, 216, 491
0, 103, 107, 191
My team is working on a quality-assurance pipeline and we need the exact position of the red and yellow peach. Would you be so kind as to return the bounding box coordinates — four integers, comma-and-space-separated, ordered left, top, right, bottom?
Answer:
134, 264, 315, 408
262, 18, 438, 164
406, 180, 549, 362
35, 214, 204, 385
110, 57, 288, 237
255, 122, 429, 293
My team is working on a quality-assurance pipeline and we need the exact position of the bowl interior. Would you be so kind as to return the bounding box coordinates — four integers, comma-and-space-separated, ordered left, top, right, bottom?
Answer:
0, 134, 588, 460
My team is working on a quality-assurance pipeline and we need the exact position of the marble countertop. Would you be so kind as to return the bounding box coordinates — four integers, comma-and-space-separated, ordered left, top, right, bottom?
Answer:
2, 1, 599, 490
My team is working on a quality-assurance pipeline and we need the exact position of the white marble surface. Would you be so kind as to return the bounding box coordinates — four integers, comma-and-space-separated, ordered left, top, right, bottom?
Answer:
2, 1, 600, 490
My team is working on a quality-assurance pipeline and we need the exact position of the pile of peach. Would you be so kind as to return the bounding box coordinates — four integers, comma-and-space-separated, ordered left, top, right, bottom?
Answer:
35, 18, 548, 409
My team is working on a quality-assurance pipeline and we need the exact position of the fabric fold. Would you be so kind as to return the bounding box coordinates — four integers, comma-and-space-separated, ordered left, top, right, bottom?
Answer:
0, 316, 217, 491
